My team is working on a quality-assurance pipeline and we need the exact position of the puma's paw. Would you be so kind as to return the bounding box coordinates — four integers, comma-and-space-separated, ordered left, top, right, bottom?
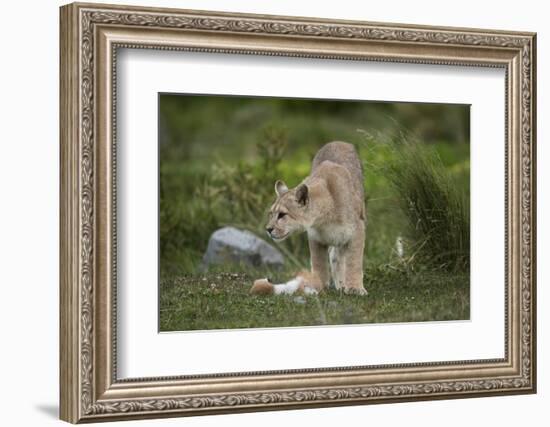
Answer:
343, 287, 368, 296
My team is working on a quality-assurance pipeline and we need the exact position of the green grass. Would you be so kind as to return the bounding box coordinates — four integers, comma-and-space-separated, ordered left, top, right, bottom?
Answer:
159, 268, 470, 331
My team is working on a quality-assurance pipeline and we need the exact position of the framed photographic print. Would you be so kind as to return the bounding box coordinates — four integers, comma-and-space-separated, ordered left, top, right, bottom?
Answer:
59, 2, 537, 423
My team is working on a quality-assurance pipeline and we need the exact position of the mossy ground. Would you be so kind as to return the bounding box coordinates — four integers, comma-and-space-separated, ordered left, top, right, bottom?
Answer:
159, 269, 469, 331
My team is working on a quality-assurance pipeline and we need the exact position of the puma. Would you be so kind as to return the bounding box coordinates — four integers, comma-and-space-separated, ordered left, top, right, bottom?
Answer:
265, 141, 367, 295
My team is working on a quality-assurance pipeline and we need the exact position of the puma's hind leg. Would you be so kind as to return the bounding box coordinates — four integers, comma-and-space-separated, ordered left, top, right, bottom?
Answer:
329, 246, 346, 290
343, 221, 367, 296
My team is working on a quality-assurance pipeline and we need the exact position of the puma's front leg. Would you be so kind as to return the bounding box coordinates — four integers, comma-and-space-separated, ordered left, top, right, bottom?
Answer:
308, 237, 330, 290
343, 221, 367, 296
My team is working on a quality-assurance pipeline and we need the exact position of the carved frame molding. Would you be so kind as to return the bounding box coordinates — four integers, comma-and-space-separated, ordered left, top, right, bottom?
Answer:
60, 2, 536, 423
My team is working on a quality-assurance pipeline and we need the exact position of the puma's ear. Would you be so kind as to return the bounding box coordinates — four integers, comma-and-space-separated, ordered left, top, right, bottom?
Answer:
295, 184, 309, 206
275, 180, 288, 196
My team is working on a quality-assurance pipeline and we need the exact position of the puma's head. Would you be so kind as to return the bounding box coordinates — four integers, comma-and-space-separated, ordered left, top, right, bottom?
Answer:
265, 180, 310, 242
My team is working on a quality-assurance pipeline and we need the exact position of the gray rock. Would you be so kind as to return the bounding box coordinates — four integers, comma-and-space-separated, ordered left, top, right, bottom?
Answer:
202, 227, 285, 270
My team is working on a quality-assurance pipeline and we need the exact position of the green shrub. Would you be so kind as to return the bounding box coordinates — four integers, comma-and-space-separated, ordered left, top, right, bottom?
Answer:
203, 127, 310, 269
159, 127, 311, 276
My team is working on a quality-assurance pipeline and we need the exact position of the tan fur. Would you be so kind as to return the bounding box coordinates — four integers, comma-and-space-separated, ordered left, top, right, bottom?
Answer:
265, 141, 367, 295
295, 270, 322, 291
250, 279, 275, 295
250, 271, 321, 296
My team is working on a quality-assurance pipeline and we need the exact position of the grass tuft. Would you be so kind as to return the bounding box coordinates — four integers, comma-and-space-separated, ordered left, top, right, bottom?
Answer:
363, 130, 470, 272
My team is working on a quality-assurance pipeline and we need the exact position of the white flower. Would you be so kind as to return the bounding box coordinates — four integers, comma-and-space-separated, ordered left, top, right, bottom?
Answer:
395, 236, 404, 259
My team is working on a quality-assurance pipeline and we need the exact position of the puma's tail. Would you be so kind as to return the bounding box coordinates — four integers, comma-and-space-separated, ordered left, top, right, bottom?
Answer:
250, 274, 318, 296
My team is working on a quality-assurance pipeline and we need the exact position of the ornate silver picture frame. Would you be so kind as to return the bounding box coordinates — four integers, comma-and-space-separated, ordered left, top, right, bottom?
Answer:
60, 2, 536, 423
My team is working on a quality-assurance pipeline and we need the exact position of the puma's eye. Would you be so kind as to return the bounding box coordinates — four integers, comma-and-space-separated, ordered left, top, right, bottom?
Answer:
277, 212, 287, 220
